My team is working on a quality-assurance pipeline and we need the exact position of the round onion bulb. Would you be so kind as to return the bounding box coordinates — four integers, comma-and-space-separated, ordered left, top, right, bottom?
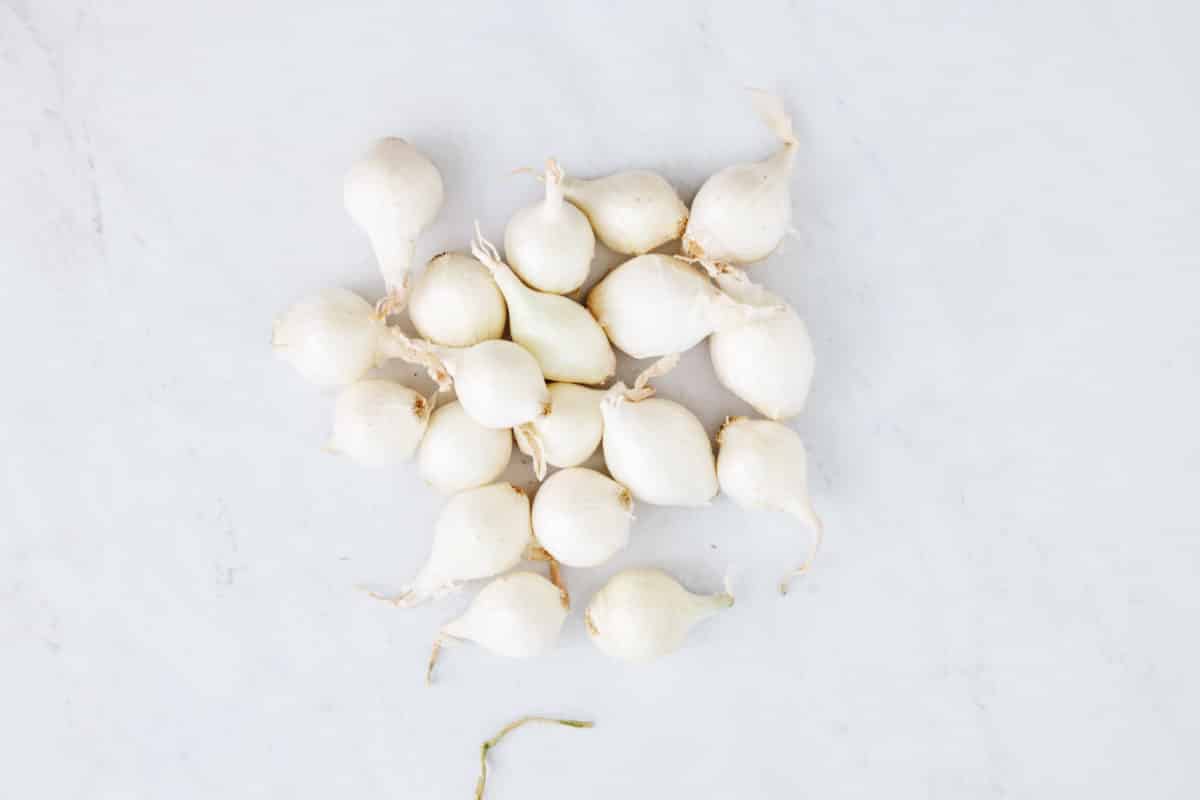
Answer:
585, 568, 734, 663
471, 227, 614, 384
532, 468, 634, 567
417, 401, 512, 493
343, 137, 444, 296
327, 380, 432, 467
418, 339, 551, 430
716, 416, 822, 594
515, 383, 605, 473
561, 167, 689, 255
504, 159, 595, 294
408, 252, 507, 347
371, 482, 532, 608
600, 355, 718, 506
586, 254, 777, 359
682, 90, 798, 266
272, 288, 406, 387
708, 267, 814, 420
426, 571, 568, 684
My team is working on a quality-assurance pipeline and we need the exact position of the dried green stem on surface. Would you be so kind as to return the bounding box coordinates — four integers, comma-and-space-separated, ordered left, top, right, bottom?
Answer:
475, 716, 594, 800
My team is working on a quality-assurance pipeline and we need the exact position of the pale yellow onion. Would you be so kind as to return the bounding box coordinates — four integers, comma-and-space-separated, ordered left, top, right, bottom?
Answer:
472, 227, 614, 384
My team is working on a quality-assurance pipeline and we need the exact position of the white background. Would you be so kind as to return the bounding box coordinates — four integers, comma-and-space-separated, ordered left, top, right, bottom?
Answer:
3, 1, 1198, 797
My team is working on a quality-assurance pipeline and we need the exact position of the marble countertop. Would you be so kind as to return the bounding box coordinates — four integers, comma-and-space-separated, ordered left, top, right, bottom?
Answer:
4, 1, 1198, 797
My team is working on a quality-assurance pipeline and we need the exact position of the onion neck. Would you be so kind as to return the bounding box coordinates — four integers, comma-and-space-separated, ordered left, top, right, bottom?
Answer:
381, 328, 453, 390
690, 588, 735, 621
369, 227, 415, 294
542, 159, 565, 213
490, 262, 532, 307
706, 289, 784, 333
470, 225, 534, 308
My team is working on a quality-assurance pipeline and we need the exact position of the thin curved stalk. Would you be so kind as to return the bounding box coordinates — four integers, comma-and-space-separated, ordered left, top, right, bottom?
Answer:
475, 716, 594, 800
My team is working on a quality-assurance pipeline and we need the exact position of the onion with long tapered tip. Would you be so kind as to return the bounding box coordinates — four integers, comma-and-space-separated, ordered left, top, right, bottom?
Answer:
344, 138, 444, 298
585, 568, 734, 663
417, 401, 512, 494
716, 416, 823, 594
505, 159, 595, 294
408, 251, 507, 348
586, 254, 778, 359
683, 90, 798, 266
471, 226, 615, 385
327, 380, 432, 466
560, 167, 689, 255
706, 265, 814, 420
600, 354, 718, 507
425, 571, 568, 685
369, 482, 532, 608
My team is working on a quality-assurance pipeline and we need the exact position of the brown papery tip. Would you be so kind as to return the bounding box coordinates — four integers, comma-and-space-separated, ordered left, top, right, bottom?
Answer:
584, 609, 599, 636
540, 401, 553, 417
675, 213, 689, 238
510, 484, 526, 497
716, 416, 748, 446
617, 487, 633, 512
413, 396, 427, 415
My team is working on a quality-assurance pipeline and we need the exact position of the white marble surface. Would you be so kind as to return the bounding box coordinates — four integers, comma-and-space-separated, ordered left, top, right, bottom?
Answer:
4, 1, 1199, 797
